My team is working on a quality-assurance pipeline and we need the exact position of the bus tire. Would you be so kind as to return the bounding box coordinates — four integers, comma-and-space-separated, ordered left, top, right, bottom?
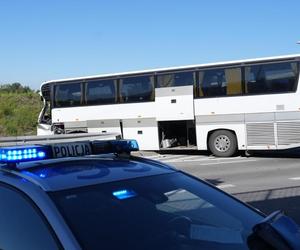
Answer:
208, 130, 237, 157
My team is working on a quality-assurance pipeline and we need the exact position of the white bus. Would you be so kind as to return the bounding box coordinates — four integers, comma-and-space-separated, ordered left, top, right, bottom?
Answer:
38, 54, 300, 156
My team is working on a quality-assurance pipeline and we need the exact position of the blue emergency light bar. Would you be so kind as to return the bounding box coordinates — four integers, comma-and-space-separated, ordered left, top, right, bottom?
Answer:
0, 145, 48, 163
0, 139, 139, 165
93, 139, 139, 154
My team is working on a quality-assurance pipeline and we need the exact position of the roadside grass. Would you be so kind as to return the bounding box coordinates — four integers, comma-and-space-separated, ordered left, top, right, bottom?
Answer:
0, 92, 41, 136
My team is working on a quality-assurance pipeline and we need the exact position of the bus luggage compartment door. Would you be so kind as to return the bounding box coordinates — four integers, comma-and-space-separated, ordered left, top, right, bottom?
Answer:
155, 85, 194, 121
122, 118, 159, 150
87, 119, 122, 135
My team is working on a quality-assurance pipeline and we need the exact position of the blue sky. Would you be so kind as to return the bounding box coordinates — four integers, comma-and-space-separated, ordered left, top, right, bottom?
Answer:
0, 0, 299, 89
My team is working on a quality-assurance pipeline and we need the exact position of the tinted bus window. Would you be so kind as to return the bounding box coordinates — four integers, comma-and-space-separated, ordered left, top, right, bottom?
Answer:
54, 82, 82, 107
120, 75, 154, 103
157, 71, 195, 88
86, 79, 117, 105
245, 62, 298, 95
198, 67, 242, 97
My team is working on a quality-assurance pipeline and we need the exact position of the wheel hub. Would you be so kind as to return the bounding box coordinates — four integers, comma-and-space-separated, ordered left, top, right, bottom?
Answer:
214, 135, 231, 152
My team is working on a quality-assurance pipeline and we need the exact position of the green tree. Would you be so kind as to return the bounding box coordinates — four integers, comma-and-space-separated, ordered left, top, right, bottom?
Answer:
0, 82, 32, 93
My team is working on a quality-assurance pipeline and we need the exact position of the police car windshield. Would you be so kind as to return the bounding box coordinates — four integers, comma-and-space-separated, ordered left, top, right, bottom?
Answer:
50, 172, 263, 250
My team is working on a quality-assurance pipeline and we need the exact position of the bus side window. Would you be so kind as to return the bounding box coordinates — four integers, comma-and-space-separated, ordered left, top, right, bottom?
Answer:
54, 82, 82, 107
198, 68, 242, 98
157, 71, 194, 88
86, 79, 117, 105
225, 68, 242, 95
157, 74, 173, 88
200, 69, 227, 97
119, 75, 154, 103
245, 62, 298, 95
198, 72, 205, 97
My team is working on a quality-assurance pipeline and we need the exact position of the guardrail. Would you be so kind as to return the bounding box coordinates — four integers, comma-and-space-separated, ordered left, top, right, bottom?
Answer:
0, 133, 121, 146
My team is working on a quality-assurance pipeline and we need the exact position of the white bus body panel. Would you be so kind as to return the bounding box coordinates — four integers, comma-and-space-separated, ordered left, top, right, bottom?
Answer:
52, 102, 156, 123
194, 93, 300, 116
194, 90, 300, 150
87, 120, 121, 135
37, 124, 53, 136
122, 118, 159, 150
155, 86, 194, 121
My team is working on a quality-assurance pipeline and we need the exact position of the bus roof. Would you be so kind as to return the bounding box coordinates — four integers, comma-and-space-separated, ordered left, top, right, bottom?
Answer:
41, 53, 300, 87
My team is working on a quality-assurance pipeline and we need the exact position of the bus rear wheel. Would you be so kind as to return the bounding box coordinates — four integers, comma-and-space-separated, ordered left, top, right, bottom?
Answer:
208, 130, 237, 157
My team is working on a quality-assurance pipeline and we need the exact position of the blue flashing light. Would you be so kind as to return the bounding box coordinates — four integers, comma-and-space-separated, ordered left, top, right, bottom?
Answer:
39, 173, 46, 178
112, 189, 137, 200
38, 151, 46, 158
0, 145, 49, 164
92, 139, 139, 154
109, 139, 139, 152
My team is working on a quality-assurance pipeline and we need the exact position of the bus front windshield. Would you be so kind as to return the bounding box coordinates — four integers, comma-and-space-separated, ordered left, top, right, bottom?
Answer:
50, 172, 263, 250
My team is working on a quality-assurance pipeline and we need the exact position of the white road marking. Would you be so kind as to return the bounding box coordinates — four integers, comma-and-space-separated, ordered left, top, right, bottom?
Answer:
179, 155, 206, 161
289, 177, 300, 180
162, 155, 241, 162
176, 156, 242, 163
163, 155, 210, 163
144, 154, 256, 164
200, 159, 256, 165
158, 155, 187, 160
145, 155, 162, 159
144, 155, 186, 161
216, 184, 236, 189
145, 154, 208, 161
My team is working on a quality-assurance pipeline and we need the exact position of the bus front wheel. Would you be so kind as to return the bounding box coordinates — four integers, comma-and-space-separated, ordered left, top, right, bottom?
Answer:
208, 130, 237, 157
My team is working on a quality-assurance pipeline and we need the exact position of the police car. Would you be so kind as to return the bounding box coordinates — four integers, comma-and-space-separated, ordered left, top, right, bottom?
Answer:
0, 140, 299, 250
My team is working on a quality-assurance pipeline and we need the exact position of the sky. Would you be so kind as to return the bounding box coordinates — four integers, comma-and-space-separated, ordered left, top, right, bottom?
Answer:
0, 0, 300, 90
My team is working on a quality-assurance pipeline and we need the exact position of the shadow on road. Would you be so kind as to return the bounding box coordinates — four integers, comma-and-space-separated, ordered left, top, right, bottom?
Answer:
233, 185, 300, 224
155, 150, 211, 156
242, 148, 300, 158
204, 178, 224, 186
153, 148, 300, 158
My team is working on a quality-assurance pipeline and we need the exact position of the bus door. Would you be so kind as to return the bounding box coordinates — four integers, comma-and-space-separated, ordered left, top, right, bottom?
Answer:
155, 71, 195, 149
122, 118, 159, 150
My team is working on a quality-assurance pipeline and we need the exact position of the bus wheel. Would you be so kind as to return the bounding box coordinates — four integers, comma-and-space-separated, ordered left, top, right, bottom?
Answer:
208, 130, 237, 157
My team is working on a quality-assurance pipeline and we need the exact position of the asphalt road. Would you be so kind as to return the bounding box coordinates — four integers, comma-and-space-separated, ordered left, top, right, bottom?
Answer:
138, 149, 300, 224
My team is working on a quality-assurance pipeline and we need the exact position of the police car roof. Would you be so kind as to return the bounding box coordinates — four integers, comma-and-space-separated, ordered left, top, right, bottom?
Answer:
1, 155, 176, 192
